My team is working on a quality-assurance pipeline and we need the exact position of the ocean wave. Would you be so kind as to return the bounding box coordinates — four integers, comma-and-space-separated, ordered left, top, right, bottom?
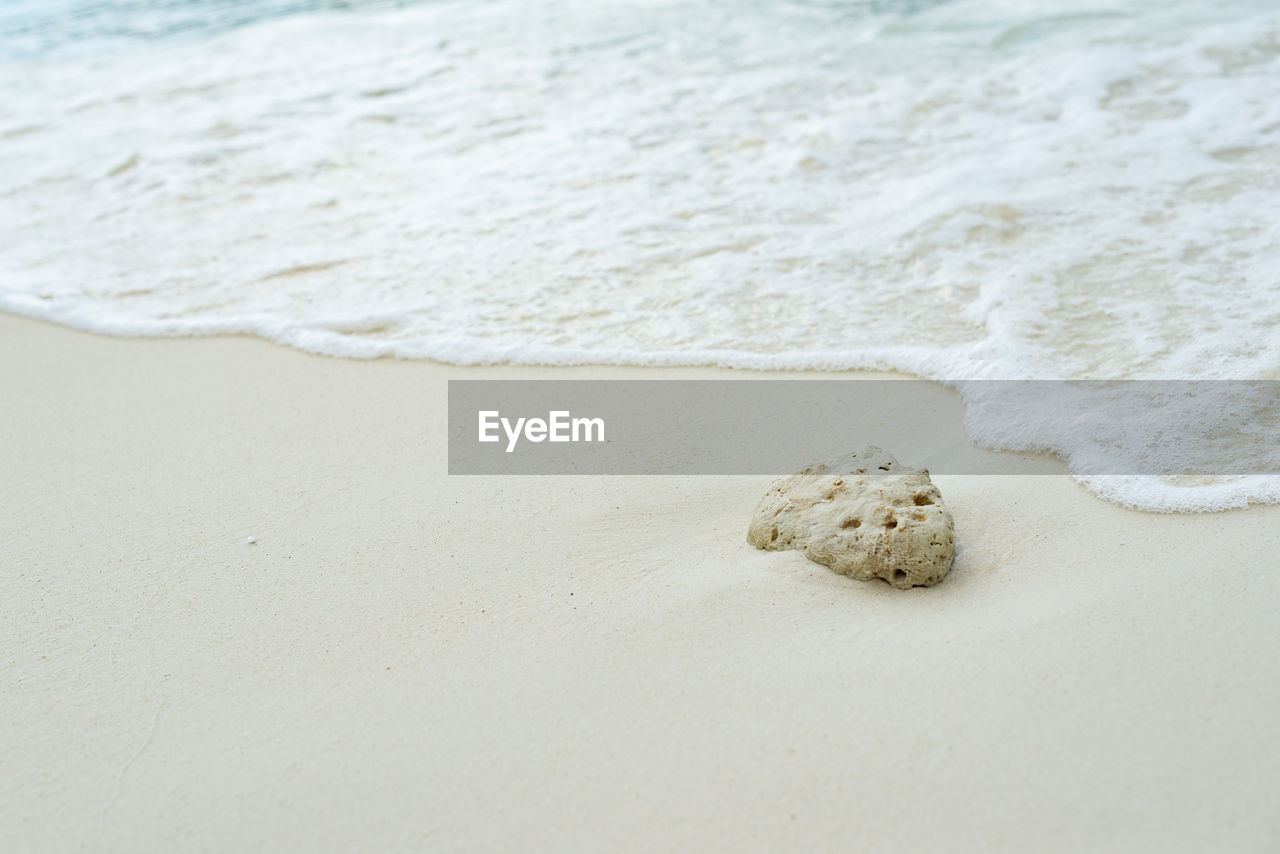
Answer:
1, 0, 1278, 510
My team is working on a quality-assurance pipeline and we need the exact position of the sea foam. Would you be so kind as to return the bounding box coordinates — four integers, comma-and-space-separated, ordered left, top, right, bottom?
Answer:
0, 0, 1277, 510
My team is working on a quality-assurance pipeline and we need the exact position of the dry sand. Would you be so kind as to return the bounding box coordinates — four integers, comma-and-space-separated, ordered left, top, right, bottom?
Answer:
2, 312, 1278, 852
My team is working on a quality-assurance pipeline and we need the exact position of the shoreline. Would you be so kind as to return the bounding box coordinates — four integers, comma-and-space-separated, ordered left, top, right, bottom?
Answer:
4, 311, 1279, 851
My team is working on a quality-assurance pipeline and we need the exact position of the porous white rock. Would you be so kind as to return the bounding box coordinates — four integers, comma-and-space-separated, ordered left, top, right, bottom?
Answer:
747, 447, 955, 589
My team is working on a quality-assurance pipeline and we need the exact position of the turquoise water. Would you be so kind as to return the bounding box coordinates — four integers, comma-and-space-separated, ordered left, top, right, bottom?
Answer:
0, 0, 958, 57
0, 0, 424, 57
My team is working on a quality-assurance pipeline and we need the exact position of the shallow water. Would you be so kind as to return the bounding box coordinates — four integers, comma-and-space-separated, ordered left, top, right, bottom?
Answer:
1, 0, 1277, 509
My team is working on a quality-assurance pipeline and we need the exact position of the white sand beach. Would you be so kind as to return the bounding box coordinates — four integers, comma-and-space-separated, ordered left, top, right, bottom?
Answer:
5, 0, 1280, 848
4, 312, 1278, 852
